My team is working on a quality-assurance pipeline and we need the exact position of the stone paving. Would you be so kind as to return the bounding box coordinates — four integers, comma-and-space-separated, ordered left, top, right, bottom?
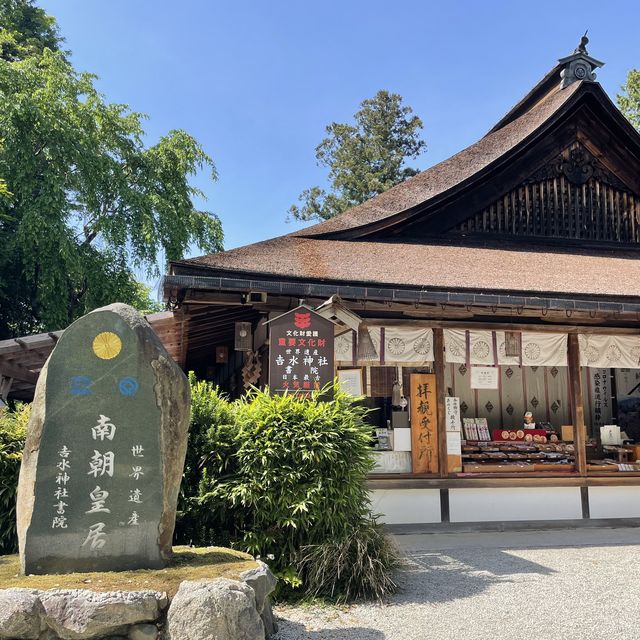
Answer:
274, 527, 640, 640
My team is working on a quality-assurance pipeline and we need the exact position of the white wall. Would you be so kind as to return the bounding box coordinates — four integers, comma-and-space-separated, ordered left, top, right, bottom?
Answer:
369, 489, 441, 524
449, 487, 582, 522
589, 486, 640, 519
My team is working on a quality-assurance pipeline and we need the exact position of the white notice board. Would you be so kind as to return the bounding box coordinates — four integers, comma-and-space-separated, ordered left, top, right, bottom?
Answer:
337, 368, 364, 396
470, 366, 499, 389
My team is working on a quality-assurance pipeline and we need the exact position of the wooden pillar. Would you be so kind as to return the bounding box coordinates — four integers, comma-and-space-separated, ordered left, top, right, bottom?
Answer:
568, 333, 587, 475
434, 328, 448, 477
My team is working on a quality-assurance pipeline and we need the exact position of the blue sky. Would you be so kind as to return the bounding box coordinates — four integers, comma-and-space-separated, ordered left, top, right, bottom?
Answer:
40, 0, 639, 274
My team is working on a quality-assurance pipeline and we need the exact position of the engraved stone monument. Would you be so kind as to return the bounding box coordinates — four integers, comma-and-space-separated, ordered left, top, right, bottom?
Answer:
17, 303, 190, 574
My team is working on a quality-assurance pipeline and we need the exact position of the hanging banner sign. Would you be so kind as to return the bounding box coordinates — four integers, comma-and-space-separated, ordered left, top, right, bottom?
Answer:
409, 373, 438, 474
470, 366, 499, 389
268, 306, 335, 395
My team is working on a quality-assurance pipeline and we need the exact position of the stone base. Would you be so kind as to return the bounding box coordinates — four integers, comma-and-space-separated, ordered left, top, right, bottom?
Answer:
0, 563, 277, 640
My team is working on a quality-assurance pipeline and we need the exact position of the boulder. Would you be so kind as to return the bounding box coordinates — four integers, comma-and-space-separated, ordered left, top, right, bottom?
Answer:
17, 303, 190, 575
128, 623, 158, 640
0, 588, 43, 639
165, 579, 264, 640
240, 561, 278, 636
39, 589, 163, 640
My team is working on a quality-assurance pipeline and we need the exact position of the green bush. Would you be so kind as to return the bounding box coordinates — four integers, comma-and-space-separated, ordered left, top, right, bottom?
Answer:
175, 374, 237, 547
181, 379, 400, 599
0, 403, 29, 554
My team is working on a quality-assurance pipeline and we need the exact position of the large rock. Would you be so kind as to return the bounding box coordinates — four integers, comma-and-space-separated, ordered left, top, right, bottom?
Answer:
128, 623, 158, 640
0, 588, 43, 639
240, 561, 278, 637
39, 589, 163, 640
165, 579, 265, 640
17, 303, 190, 575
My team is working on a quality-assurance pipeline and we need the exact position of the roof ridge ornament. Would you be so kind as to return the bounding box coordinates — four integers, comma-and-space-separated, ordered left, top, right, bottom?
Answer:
559, 32, 604, 89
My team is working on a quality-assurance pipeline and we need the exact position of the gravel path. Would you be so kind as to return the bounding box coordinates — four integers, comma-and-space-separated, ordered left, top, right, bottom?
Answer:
273, 528, 640, 640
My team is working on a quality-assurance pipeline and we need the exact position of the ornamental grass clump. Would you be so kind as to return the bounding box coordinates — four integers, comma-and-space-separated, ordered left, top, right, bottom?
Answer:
298, 518, 402, 602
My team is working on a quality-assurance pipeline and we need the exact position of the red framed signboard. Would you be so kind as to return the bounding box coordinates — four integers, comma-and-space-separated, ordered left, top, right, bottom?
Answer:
268, 306, 335, 395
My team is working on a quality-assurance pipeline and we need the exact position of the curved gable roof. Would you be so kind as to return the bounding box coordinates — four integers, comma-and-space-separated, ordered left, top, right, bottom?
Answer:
294, 80, 583, 238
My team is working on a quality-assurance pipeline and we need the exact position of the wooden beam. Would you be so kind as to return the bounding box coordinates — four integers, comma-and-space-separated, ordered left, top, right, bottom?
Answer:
0, 332, 61, 357
0, 360, 38, 384
568, 334, 587, 476
434, 329, 448, 478
179, 312, 189, 368
0, 376, 13, 400
365, 317, 640, 335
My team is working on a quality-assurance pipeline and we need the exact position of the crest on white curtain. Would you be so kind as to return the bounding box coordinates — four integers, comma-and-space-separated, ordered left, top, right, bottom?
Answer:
334, 328, 382, 365
578, 334, 640, 368
384, 327, 434, 363
444, 329, 467, 364
497, 332, 568, 366
445, 330, 568, 366
444, 329, 496, 365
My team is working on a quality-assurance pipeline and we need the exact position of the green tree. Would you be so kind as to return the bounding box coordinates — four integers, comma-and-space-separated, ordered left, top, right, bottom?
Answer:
618, 69, 640, 131
0, 3, 222, 338
289, 90, 426, 222
0, 0, 62, 62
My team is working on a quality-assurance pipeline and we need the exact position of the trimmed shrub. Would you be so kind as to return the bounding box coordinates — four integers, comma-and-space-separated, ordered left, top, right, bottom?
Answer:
175, 373, 237, 546
0, 403, 29, 554
181, 379, 400, 599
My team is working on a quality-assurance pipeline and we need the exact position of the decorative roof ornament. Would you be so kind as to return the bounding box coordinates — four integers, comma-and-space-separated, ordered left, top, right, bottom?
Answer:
559, 31, 604, 89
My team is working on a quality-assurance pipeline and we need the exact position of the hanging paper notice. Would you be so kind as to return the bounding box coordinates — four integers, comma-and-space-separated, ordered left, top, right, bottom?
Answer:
337, 368, 363, 396
445, 396, 461, 432
470, 366, 499, 389
447, 431, 462, 455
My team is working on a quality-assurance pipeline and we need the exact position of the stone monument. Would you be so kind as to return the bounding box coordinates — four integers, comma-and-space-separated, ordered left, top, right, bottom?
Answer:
17, 303, 190, 575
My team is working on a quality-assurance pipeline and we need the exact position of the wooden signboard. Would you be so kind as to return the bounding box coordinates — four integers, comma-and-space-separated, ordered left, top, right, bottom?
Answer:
409, 373, 438, 474
268, 306, 335, 395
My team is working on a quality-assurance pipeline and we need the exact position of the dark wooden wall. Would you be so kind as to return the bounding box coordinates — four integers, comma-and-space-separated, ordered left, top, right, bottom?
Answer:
455, 143, 640, 243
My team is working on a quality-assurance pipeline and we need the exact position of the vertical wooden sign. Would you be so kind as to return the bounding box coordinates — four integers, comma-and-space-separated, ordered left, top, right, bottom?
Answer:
410, 373, 438, 474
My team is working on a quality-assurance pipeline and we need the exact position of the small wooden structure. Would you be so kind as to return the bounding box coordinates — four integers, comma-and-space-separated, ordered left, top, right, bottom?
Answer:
0, 312, 186, 401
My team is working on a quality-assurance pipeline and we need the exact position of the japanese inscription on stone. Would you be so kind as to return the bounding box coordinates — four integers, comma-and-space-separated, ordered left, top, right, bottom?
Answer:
268, 306, 335, 395
410, 373, 438, 474
17, 304, 190, 574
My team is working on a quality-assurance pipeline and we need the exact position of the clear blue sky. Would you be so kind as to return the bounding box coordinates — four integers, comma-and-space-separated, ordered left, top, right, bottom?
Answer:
40, 0, 639, 261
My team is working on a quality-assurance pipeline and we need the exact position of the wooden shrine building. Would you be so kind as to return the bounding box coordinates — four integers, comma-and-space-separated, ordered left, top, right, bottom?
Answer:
162, 42, 640, 525
6, 41, 640, 526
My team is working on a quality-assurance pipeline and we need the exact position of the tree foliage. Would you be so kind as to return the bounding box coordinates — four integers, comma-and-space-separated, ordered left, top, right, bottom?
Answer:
0, 2, 223, 337
0, 402, 29, 554
0, 0, 62, 62
618, 69, 640, 131
176, 378, 400, 600
289, 90, 426, 222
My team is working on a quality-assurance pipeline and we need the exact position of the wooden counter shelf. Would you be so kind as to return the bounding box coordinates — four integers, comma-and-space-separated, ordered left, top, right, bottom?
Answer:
368, 473, 640, 490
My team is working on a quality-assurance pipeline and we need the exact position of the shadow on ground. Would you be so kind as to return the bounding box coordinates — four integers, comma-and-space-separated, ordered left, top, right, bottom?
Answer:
391, 547, 556, 605
274, 619, 384, 640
